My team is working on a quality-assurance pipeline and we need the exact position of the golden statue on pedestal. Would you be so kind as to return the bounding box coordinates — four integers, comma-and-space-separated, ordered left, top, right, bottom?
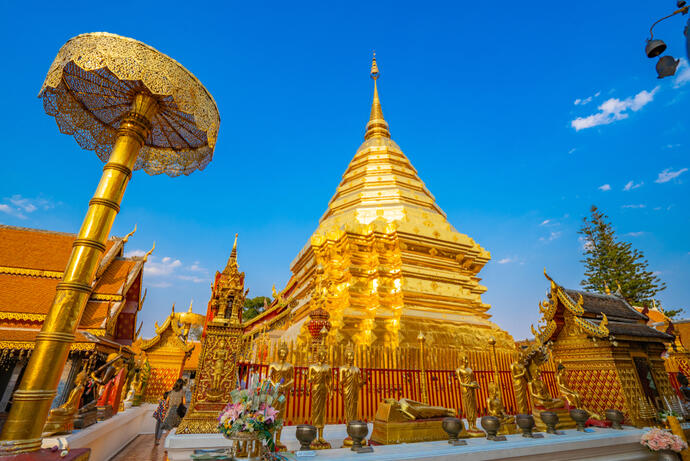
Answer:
207, 339, 230, 401
268, 343, 294, 451
529, 370, 564, 409
42, 368, 88, 437
455, 357, 483, 436
308, 348, 332, 449
510, 360, 529, 414
340, 346, 363, 447
486, 382, 516, 435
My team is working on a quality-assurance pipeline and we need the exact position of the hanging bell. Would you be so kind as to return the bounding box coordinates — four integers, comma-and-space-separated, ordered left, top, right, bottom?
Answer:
657, 55, 680, 78
646, 39, 667, 58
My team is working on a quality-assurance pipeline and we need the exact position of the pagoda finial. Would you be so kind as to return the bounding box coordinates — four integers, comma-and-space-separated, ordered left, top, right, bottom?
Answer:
230, 233, 238, 261
365, 51, 390, 140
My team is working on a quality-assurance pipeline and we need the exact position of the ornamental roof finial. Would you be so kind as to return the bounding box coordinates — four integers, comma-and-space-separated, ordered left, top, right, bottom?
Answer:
365, 51, 390, 140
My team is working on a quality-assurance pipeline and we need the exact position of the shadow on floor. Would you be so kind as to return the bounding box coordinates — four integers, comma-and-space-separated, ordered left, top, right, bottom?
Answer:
110, 433, 167, 461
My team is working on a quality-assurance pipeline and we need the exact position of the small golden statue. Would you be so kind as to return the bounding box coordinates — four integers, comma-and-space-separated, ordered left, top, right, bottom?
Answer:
268, 343, 294, 451
529, 370, 564, 409
455, 356, 483, 436
42, 368, 88, 436
486, 382, 516, 435
308, 347, 332, 449
340, 346, 362, 447
510, 359, 529, 415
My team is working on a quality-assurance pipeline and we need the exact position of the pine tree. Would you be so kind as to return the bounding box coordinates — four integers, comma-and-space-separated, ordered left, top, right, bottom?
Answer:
579, 205, 665, 305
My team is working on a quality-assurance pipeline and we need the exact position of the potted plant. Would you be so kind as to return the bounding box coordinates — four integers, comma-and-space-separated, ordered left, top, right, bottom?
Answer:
640, 428, 688, 460
218, 373, 284, 458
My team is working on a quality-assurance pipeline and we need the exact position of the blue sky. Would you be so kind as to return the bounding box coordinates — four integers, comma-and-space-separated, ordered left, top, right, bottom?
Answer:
1, 1, 688, 340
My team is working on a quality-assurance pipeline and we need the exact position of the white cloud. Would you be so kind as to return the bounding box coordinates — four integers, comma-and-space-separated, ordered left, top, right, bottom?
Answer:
665, 143, 681, 149
674, 58, 690, 88
145, 256, 182, 276
0, 195, 55, 219
188, 261, 206, 273
623, 180, 644, 191
540, 219, 551, 226
655, 167, 688, 183
568, 148, 576, 154
571, 87, 659, 131
497, 257, 515, 264
574, 91, 600, 106
540, 231, 562, 242
149, 281, 172, 288
622, 204, 646, 209
579, 236, 595, 251
598, 184, 611, 191
0, 204, 25, 219
126, 249, 146, 257
625, 231, 645, 237
178, 275, 207, 283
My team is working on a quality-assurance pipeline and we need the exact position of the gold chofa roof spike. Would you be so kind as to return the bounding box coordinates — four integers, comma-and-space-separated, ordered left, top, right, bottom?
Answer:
365, 52, 391, 140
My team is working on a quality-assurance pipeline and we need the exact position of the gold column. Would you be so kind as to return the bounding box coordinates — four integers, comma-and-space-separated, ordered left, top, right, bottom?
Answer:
417, 332, 428, 404
0, 94, 158, 452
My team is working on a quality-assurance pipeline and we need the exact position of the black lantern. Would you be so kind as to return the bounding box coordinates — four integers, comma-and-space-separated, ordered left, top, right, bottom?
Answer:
656, 55, 680, 78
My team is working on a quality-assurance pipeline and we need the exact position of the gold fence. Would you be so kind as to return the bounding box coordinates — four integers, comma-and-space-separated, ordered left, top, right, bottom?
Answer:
238, 340, 558, 425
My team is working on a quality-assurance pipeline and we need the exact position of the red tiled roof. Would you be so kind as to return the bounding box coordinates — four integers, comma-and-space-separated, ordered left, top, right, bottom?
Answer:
0, 225, 117, 272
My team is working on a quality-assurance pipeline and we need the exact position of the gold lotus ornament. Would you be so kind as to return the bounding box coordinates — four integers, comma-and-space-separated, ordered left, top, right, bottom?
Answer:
0, 32, 219, 454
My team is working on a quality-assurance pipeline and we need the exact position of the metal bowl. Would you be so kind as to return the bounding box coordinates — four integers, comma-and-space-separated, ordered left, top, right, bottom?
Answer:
540, 411, 559, 434
295, 425, 317, 451
605, 409, 624, 430
346, 421, 369, 450
480, 415, 500, 440
515, 414, 535, 437
569, 409, 589, 432
442, 417, 464, 442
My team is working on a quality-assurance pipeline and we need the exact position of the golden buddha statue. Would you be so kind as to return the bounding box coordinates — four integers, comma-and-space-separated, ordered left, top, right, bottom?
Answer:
42, 368, 88, 436
381, 398, 455, 421
486, 382, 516, 435
529, 370, 564, 409
308, 347, 332, 449
268, 343, 294, 451
455, 356, 482, 434
340, 347, 363, 447
555, 362, 602, 419
555, 362, 581, 408
510, 360, 529, 414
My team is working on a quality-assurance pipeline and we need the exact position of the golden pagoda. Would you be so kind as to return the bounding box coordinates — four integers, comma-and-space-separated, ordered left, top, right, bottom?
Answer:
280, 55, 513, 350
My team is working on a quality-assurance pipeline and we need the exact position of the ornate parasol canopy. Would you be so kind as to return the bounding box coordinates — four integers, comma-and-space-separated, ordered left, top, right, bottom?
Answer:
39, 32, 220, 177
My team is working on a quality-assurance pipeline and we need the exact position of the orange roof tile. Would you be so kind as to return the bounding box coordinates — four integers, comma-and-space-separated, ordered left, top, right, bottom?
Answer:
0, 273, 59, 315
93, 259, 136, 295
0, 225, 117, 272
80, 301, 111, 329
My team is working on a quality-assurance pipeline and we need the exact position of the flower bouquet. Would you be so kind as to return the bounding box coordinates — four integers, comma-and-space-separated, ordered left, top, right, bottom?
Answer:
218, 373, 284, 452
640, 428, 687, 453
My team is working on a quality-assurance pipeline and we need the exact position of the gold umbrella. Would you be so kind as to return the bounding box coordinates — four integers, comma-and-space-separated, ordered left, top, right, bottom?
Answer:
0, 32, 220, 453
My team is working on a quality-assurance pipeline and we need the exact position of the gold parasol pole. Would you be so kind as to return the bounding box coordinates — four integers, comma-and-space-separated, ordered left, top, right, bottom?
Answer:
417, 331, 429, 404
0, 33, 219, 454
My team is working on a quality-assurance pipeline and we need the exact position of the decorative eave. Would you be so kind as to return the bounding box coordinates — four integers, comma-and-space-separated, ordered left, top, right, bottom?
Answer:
104, 258, 145, 335
534, 270, 610, 345
242, 279, 298, 331
139, 307, 195, 354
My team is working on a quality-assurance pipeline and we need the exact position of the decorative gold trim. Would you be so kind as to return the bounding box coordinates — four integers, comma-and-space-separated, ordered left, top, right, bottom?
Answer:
0, 266, 62, 279
0, 313, 46, 322
91, 294, 123, 302
83, 329, 106, 337
0, 341, 94, 352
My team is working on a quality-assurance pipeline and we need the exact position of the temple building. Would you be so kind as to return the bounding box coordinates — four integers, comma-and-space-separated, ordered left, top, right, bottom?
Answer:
131, 303, 203, 402
253, 56, 513, 351
534, 271, 675, 426
0, 224, 147, 415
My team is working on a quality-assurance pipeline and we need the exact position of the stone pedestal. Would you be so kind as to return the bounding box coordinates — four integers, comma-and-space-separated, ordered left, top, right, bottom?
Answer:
371, 418, 448, 445
74, 404, 97, 429
96, 404, 113, 421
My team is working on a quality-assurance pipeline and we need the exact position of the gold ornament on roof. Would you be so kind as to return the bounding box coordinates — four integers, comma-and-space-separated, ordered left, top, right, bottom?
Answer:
39, 32, 220, 177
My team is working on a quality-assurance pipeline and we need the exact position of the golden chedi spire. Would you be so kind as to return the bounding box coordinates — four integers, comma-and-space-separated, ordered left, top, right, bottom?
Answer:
222, 233, 239, 275
279, 53, 511, 352
365, 52, 390, 140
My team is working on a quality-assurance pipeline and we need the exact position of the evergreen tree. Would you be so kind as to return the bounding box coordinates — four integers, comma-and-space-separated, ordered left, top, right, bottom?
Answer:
243, 296, 271, 321
579, 205, 665, 305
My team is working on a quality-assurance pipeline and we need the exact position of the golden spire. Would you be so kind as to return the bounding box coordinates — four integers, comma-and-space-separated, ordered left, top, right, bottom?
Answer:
365, 52, 390, 140
223, 233, 239, 274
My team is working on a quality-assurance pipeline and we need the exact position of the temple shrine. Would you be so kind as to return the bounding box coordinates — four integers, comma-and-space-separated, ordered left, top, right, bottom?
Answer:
0, 224, 148, 420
